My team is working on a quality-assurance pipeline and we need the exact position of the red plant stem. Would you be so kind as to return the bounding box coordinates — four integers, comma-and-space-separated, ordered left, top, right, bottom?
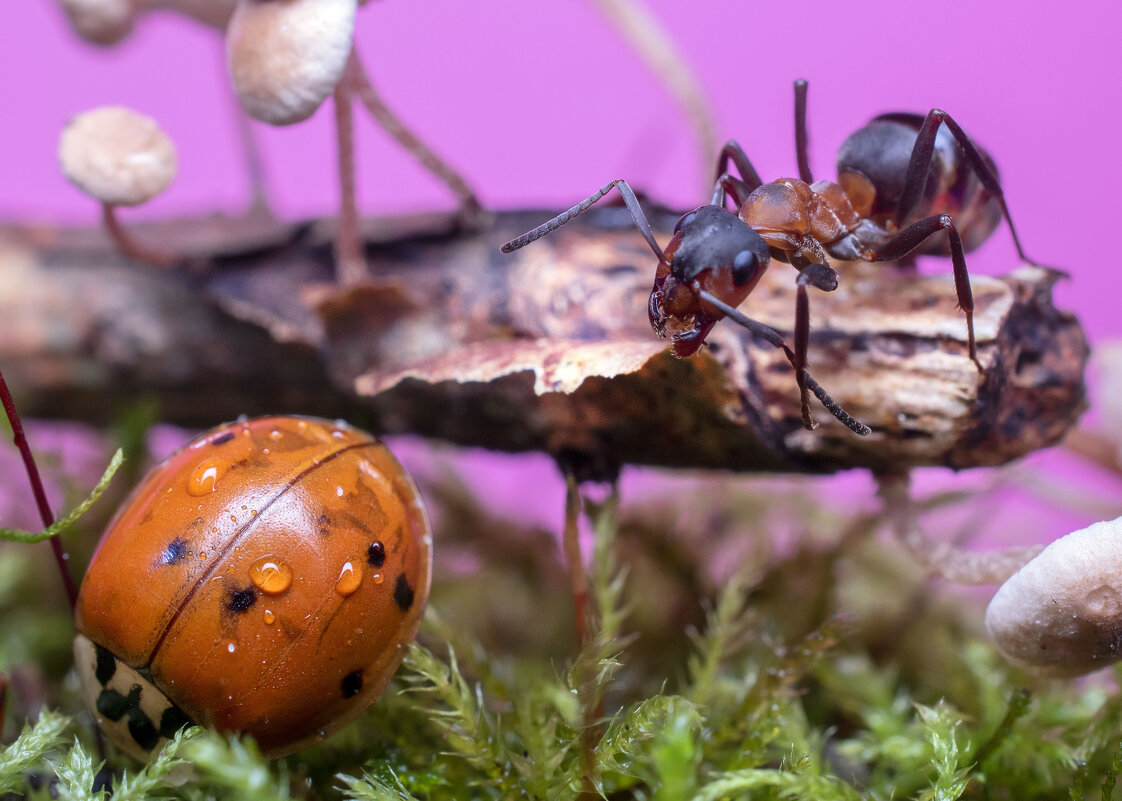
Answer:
0, 369, 77, 609
563, 472, 589, 648
333, 53, 367, 286
101, 203, 178, 269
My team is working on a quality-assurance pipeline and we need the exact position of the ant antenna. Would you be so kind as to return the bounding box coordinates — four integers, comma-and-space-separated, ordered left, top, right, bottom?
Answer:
501, 179, 665, 263
696, 289, 871, 436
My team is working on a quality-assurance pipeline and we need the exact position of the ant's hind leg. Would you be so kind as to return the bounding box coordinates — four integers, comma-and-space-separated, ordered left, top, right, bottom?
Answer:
869, 213, 981, 371
895, 109, 1042, 266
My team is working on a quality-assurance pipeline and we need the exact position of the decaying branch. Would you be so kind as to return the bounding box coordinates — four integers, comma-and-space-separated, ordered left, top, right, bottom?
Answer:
0, 206, 1086, 475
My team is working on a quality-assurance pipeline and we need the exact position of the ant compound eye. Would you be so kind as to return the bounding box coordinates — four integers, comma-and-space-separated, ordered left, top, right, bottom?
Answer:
731, 250, 760, 286
674, 211, 697, 232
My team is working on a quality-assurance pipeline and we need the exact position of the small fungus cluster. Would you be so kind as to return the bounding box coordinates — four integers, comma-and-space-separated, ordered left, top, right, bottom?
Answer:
56, 0, 479, 281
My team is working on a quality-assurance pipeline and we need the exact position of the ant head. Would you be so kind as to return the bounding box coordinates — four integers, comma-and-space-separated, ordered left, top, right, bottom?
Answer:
666, 205, 771, 288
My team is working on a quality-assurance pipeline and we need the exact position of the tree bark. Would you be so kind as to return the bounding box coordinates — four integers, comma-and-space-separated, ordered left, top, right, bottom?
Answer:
0, 206, 1087, 477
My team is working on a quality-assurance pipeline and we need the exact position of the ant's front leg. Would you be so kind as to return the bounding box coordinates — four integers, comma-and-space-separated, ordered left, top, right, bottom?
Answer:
694, 280, 870, 436
710, 173, 755, 210
867, 213, 982, 371
714, 141, 765, 195
895, 108, 1043, 267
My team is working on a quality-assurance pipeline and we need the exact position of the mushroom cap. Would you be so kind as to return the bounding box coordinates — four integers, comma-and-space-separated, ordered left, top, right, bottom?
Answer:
226, 0, 358, 126
59, 106, 178, 207
985, 516, 1122, 677
57, 0, 137, 45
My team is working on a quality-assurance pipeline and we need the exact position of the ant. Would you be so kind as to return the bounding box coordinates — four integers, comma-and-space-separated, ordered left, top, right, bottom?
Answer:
501, 81, 1045, 437
712, 80, 1047, 374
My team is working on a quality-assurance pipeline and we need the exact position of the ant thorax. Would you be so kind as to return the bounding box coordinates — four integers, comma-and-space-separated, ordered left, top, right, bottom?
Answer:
737, 175, 886, 266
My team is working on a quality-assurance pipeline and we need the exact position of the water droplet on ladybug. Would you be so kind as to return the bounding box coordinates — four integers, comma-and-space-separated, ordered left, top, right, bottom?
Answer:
187, 456, 230, 496
227, 643, 236, 653
335, 561, 362, 596
263, 609, 275, 624
371, 572, 384, 585
250, 557, 293, 595
269, 429, 283, 440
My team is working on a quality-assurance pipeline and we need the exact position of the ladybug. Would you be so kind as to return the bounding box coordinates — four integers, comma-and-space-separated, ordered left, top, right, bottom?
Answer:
72, 416, 432, 759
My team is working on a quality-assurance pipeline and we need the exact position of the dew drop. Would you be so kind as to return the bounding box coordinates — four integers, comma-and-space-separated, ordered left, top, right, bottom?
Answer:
372, 572, 384, 585
336, 485, 344, 498
269, 429, 283, 441
187, 456, 230, 496
227, 643, 236, 653
336, 561, 362, 596
264, 609, 275, 625
199, 552, 207, 560
250, 557, 293, 595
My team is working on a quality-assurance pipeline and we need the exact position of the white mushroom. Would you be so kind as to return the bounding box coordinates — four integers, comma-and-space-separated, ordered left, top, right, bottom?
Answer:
56, 0, 236, 43
57, 0, 136, 45
58, 106, 180, 267
226, 0, 358, 126
60, 106, 177, 207
985, 516, 1122, 677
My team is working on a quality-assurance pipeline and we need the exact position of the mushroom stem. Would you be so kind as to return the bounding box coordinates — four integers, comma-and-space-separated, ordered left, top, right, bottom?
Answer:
101, 203, 179, 269
877, 471, 1042, 585
333, 53, 367, 286
0, 368, 77, 610
348, 49, 484, 228
586, 0, 718, 198
1064, 428, 1122, 477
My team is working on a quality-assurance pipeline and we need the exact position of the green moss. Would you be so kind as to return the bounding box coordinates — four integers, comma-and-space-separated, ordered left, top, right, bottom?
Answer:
3, 461, 1122, 799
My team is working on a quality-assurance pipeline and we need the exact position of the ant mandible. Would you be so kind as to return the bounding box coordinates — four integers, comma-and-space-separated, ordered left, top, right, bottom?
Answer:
500, 91, 869, 436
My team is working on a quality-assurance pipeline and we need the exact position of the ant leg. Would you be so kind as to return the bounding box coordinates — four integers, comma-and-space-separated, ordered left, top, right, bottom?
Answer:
869, 214, 981, 370
710, 172, 755, 209
895, 109, 1040, 266
794, 79, 813, 184
714, 141, 765, 192
500, 179, 664, 262
695, 287, 871, 436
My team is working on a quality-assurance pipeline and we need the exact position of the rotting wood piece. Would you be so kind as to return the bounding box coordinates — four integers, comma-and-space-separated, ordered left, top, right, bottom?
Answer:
0, 207, 1086, 475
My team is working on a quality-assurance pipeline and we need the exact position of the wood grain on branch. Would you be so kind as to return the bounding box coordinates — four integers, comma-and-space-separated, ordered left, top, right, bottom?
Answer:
0, 207, 1086, 476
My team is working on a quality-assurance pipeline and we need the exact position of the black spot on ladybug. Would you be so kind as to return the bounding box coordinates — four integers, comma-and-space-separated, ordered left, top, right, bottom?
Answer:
94, 643, 117, 685
316, 513, 331, 536
159, 537, 188, 566
212, 431, 235, 445
341, 670, 363, 699
129, 710, 160, 752
227, 587, 257, 613
96, 687, 132, 721
158, 704, 193, 738
393, 575, 414, 611
367, 541, 385, 567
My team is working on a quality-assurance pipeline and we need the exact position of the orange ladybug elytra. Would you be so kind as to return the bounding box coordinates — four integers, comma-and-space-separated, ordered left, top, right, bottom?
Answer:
73, 416, 432, 759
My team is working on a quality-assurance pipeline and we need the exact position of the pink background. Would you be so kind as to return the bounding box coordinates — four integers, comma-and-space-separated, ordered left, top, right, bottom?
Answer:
1, 2, 1120, 550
